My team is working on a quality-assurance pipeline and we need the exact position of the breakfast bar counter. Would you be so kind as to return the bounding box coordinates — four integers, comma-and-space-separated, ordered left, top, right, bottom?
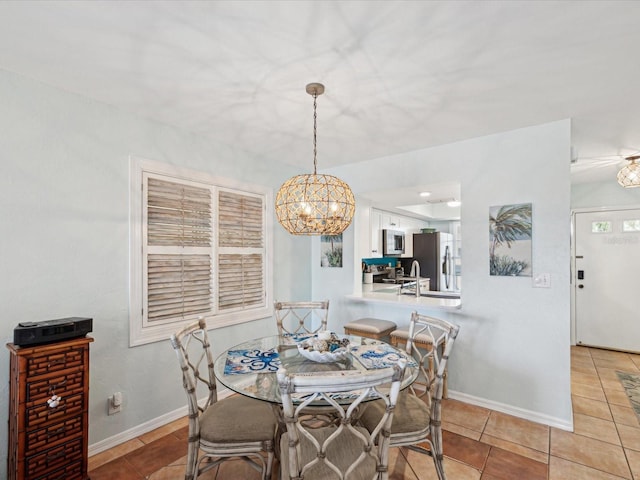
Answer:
346, 283, 461, 311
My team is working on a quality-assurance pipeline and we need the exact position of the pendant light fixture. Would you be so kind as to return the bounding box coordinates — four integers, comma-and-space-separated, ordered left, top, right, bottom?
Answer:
617, 155, 640, 188
275, 83, 355, 235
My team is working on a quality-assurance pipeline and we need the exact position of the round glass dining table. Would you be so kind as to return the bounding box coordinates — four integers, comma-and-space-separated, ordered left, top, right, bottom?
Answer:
213, 334, 419, 405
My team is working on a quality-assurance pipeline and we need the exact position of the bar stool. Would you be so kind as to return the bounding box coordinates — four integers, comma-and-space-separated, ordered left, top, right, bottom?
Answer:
343, 318, 397, 341
390, 328, 449, 398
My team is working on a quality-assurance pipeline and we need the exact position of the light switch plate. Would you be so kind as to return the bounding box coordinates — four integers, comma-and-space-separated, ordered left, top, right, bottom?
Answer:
533, 273, 551, 288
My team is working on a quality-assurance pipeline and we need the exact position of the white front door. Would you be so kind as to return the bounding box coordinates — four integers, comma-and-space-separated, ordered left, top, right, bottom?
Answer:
574, 208, 640, 352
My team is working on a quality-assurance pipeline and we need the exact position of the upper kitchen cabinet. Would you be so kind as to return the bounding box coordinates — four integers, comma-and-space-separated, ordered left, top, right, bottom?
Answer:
369, 208, 383, 257
400, 216, 429, 257
380, 213, 401, 230
367, 208, 429, 258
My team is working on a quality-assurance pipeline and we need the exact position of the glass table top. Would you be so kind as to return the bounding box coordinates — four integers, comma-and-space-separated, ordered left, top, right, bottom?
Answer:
213, 334, 419, 405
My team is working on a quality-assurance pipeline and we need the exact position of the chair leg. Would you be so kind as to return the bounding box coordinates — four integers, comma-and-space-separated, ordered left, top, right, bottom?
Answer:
185, 439, 199, 480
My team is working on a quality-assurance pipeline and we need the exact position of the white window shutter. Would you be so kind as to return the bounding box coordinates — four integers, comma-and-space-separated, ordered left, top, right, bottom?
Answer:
145, 177, 213, 322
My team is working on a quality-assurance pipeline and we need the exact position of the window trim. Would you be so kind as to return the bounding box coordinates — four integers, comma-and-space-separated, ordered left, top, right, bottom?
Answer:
129, 156, 273, 347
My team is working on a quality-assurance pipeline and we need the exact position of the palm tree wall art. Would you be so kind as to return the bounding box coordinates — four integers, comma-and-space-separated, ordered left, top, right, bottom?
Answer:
489, 203, 532, 276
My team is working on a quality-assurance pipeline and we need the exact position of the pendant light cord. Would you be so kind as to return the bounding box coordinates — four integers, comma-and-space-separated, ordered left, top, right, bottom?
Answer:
312, 91, 318, 175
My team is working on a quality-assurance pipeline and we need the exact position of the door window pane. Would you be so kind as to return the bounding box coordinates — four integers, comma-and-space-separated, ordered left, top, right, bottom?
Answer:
591, 221, 611, 233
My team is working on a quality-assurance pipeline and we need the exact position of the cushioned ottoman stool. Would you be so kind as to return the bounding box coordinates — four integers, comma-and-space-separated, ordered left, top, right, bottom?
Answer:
343, 318, 397, 341
390, 328, 448, 398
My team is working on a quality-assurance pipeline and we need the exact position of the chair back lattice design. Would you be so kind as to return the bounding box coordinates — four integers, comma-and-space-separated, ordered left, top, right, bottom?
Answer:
170, 318, 275, 480
405, 312, 459, 480
170, 317, 217, 417
277, 360, 406, 480
274, 300, 329, 336
405, 312, 458, 407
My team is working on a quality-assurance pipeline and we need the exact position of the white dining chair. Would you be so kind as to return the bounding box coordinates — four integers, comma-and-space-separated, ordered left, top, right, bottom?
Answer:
359, 311, 460, 480
274, 300, 329, 336
277, 359, 406, 480
170, 317, 276, 480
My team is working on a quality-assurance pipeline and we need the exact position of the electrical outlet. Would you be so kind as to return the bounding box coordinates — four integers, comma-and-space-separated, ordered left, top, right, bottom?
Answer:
533, 273, 551, 288
108, 392, 122, 415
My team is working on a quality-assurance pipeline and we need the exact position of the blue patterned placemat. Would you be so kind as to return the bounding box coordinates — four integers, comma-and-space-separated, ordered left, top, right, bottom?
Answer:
281, 333, 315, 345
224, 348, 281, 375
350, 344, 418, 369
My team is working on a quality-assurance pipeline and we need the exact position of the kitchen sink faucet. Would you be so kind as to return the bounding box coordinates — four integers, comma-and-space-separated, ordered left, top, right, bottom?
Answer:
410, 260, 421, 297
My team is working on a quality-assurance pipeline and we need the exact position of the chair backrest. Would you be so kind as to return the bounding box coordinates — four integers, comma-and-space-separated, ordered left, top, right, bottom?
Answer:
274, 300, 330, 335
277, 360, 406, 480
405, 311, 459, 414
170, 317, 217, 420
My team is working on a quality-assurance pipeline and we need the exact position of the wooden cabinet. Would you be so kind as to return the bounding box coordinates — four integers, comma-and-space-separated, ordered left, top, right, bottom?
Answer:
7, 337, 93, 480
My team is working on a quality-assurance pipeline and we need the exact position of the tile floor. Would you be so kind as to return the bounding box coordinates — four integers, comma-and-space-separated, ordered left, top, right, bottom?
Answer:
88, 346, 640, 479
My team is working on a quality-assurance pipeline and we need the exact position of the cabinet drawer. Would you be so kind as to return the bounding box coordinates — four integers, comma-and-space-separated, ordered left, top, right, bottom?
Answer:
27, 369, 84, 403
26, 346, 85, 377
33, 460, 83, 480
26, 392, 84, 430
26, 416, 83, 456
26, 437, 82, 478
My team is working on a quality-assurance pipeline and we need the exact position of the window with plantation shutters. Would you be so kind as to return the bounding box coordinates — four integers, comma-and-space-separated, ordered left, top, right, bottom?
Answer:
130, 157, 272, 347
146, 177, 213, 323
218, 191, 264, 311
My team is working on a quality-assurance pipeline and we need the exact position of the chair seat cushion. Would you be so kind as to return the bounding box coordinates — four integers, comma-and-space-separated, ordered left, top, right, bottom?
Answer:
280, 425, 376, 480
344, 318, 397, 334
390, 329, 435, 346
359, 392, 430, 436
200, 395, 276, 443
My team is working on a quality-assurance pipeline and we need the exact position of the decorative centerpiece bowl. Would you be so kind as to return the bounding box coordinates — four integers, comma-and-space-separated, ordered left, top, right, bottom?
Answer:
297, 332, 350, 363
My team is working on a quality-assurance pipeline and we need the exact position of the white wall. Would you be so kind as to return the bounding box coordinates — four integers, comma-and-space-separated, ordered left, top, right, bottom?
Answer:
572, 179, 640, 209
0, 68, 313, 462
315, 119, 573, 428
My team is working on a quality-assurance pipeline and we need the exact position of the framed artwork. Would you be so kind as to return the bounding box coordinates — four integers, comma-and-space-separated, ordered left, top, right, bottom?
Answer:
320, 234, 343, 267
489, 203, 532, 276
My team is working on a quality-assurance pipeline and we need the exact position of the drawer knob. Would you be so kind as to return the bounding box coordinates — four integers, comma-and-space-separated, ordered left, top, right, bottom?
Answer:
47, 394, 62, 408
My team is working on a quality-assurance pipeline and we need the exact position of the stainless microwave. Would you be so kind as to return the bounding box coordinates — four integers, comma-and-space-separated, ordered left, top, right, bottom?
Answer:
382, 229, 405, 255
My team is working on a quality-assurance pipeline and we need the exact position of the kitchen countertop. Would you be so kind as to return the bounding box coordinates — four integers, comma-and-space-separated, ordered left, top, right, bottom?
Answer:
346, 282, 461, 311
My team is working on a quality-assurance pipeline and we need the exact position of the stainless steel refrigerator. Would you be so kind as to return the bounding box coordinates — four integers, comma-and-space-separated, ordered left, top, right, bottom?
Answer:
412, 232, 457, 292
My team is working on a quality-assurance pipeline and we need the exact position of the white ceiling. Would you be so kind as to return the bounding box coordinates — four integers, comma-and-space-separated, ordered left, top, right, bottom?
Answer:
1, 1, 639, 203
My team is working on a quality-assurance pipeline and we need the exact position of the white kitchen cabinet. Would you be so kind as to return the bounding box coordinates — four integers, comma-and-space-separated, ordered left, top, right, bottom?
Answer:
369, 208, 383, 257
381, 213, 401, 230
400, 217, 429, 257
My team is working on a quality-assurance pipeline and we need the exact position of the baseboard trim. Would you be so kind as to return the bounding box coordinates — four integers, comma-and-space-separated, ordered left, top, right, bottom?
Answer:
88, 388, 233, 457
447, 389, 574, 432
90, 387, 573, 457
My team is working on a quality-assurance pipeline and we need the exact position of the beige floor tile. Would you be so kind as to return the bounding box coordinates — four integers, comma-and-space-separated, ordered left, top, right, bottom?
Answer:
590, 349, 632, 361
138, 417, 188, 444
483, 411, 549, 453
442, 421, 482, 441
571, 346, 591, 358
573, 369, 601, 385
441, 398, 490, 433
610, 404, 640, 428
618, 424, 640, 452
603, 377, 627, 392
630, 355, 640, 370
388, 448, 419, 480
594, 356, 639, 371
599, 366, 631, 380
550, 428, 631, 479
572, 361, 598, 376
549, 455, 629, 480
403, 448, 481, 480
625, 448, 640, 479
480, 433, 548, 464
572, 395, 613, 421
88, 438, 145, 471
573, 381, 607, 402
573, 413, 620, 445
606, 389, 635, 408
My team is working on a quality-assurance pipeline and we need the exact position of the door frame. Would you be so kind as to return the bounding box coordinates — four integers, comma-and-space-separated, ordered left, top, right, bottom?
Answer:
570, 204, 640, 347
